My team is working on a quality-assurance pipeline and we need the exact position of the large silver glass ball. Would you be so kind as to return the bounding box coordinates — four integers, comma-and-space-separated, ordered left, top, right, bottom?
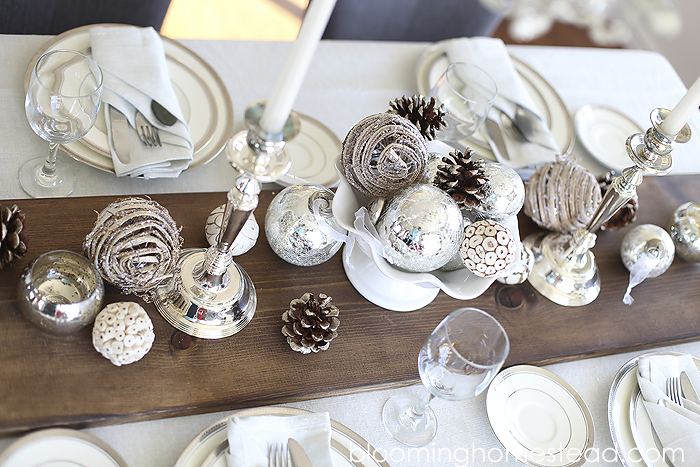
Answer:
375, 184, 464, 272
620, 224, 675, 278
265, 185, 346, 267
473, 162, 525, 222
669, 202, 700, 262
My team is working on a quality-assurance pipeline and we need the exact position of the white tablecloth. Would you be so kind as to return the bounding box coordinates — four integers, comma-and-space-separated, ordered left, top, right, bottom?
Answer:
2, 35, 700, 466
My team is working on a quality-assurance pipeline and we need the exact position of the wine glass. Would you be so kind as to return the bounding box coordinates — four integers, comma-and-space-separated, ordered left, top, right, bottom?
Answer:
20, 49, 103, 197
381, 307, 509, 446
429, 62, 497, 144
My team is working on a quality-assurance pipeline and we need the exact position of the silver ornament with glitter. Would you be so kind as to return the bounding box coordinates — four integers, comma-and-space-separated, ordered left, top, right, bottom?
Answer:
497, 244, 534, 284
205, 204, 259, 255
265, 185, 346, 266
83, 197, 182, 299
669, 201, 700, 262
460, 219, 517, 277
375, 184, 463, 273
341, 113, 428, 197
621, 224, 675, 277
524, 159, 602, 233
472, 162, 525, 222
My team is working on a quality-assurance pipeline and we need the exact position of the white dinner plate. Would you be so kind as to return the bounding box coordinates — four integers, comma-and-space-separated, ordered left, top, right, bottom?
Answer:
574, 104, 642, 173
25, 24, 234, 174
0, 428, 127, 467
414, 40, 575, 161
174, 406, 391, 467
278, 113, 342, 188
607, 351, 700, 467
487, 365, 594, 467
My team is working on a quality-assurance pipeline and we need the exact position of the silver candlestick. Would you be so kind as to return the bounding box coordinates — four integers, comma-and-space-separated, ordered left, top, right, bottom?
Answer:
154, 101, 300, 338
524, 108, 692, 306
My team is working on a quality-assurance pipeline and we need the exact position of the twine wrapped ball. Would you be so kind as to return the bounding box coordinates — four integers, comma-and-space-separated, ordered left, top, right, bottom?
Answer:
92, 302, 155, 366
524, 159, 602, 233
83, 198, 182, 298
341, 113, 428, 197
460, 219, 517, 277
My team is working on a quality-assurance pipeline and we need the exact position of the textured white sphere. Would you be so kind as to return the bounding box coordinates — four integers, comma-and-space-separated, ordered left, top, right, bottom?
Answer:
205, 204, 259, 256
375, 184, 464, 272
92, 302, 155, 367
460, 219, 517, 277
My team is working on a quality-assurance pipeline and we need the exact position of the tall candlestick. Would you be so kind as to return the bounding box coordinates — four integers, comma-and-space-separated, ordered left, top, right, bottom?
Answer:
660, 75, 700, 136
259, 0, 337, 134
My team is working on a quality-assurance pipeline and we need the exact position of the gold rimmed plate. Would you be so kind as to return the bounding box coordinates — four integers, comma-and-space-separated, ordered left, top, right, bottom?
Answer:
487, 365, 594, 467
175, 406, 391, 467
25, 24, 234, 174
414, 40, 575, 161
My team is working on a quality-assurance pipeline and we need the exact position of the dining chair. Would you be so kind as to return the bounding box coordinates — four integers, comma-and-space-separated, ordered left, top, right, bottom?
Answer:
321, 0, 504, 41
0, 0, 172, 34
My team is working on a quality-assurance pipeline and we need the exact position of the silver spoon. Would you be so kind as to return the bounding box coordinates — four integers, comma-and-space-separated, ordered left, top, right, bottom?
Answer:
151, 100, 178, 127
494, 105, 561, 154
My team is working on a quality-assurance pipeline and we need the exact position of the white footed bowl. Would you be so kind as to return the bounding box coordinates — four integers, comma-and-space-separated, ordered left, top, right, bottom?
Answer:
332, 157, 521, 312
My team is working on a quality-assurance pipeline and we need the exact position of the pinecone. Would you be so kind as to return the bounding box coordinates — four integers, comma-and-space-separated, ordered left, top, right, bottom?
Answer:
388, 95, 446, 141
433, 149, 489, 209
281, 293, 340, 354
0, 203, 28, 268
597, 172, 638, 231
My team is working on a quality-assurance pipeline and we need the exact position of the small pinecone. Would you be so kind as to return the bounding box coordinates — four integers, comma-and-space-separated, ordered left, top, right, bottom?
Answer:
433, 149, 489, 209
281, 293, 340, 354
388, 95, 446, 141
597, 171, 638, 231
0, 203, 28, 268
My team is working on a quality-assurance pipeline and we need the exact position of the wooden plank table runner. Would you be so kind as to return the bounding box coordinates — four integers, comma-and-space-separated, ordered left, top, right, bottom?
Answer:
2, 176, 700, 435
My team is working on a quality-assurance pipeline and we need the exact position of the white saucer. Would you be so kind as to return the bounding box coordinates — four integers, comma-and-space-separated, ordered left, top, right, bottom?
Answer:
277, 114, 341, 188
0, 428, 127, 467
574, 105, 643, 173
487, 365, 594, 467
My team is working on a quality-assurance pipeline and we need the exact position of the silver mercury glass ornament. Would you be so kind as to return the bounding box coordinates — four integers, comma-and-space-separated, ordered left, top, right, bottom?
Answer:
472, 162, 525, 222
669, 201, 700, 262
153, 101, 299, 338
264, 184, 346, 266
523, 108, 691, 306
375, 184, 464, 273
620, 224, 675, 277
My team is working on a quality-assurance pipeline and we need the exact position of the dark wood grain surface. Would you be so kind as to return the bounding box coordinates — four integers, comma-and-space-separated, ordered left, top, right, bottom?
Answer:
1, 176, 700, 436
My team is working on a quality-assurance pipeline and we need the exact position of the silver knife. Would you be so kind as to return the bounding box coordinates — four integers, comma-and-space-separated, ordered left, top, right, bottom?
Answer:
288, 438, 313, 467
484, 117, 509, 162
109, 105, 131, 165
681, 371, 700, 405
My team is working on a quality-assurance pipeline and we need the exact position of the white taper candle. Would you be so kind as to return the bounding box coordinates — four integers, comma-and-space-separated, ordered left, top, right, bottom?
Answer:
259, 0, 337, 134
660, 75, 700, 136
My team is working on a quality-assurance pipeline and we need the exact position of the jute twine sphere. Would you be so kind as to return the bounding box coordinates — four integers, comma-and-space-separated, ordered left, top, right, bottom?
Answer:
341, 113, 428, 197
83, 197, 182, 298
524, 160, 602, 233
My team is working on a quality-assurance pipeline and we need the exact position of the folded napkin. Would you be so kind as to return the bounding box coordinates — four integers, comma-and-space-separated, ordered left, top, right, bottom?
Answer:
637, 354, 700, 466
89, 26, 193, 178
443, 37, 558, 169
226, 413, 334, 467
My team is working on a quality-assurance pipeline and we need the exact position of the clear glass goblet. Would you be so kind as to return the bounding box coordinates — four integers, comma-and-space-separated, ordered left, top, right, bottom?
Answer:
429, 62, 497, 144
382, 307, 509, 446
20, 49, 103, 197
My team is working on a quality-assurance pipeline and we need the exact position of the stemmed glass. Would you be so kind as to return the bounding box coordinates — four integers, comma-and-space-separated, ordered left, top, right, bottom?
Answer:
382, 307, 509, 446
20, 49, 103, 197
429, 62, 497, 145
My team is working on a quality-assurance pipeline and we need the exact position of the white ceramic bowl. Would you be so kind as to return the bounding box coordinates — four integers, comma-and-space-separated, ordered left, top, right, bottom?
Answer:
332, 157, 521, 311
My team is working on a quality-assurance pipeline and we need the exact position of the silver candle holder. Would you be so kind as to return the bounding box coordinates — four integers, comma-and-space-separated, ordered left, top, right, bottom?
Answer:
523, 108, 692, 306
154, 101, 299, 338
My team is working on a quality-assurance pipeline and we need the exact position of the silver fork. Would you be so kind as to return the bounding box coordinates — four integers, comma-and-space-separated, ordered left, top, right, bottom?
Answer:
135, 111, 162, 147
667, 376, 684, 406
268, 442, 291, 467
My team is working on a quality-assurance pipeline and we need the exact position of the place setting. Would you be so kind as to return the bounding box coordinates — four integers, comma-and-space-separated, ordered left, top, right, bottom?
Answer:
609, 351, 700, 467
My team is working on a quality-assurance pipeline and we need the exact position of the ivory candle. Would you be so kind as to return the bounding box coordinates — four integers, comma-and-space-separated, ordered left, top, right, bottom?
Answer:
660, 75, 700, 136
259, 0, 337, 134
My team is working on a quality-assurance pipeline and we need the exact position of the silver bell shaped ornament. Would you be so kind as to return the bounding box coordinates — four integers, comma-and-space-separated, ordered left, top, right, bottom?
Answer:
620, 224, 675, 305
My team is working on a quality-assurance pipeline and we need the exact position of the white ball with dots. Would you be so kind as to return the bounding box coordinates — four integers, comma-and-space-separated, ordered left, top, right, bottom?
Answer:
92, 302, 155, 366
